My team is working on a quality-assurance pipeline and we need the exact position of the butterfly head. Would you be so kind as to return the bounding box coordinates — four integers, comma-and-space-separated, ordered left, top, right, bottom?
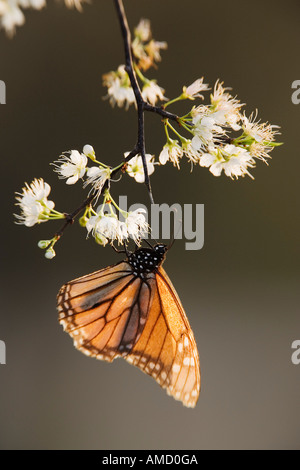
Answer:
153, 243, 168, 257
128, 243, 168, 277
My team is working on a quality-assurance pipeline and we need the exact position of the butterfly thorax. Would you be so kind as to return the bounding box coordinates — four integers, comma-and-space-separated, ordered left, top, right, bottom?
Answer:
127, 244, 167, 277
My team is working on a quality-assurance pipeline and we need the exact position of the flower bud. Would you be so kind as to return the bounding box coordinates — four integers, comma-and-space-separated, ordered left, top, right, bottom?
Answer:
45, 247, 56, 259
38, 239, 52, 249
83, 144, 96, 160
79, 215, 89, 227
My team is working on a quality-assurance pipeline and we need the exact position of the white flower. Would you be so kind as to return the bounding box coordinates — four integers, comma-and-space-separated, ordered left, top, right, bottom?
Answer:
86, 209, 149, 246
159, 140, 183, 168
0, 1, 24, 37
181, 140, 202, 163
103, 65, 135, 110
191, 82, 241, 132
144, 39, 167, 64
15, 178, 55, 227
53, 150, 88, 185
209, 81, 242, 131
0, 0, 45, 37
86, 214, 117, 246
134, 18, 151, 42
182, 78, 210, 100
108, 79, 135, 110
192, 114, 223, 151
142, 80, 165, 106
126, 153, 155, 183
133, 36, 167, 71
238, 113, 281, 162
86, 214, 129, 246
212, 109, 241, 132
248, 142, 271, 163
125, 208, 149, 243
241, 112, 280, 144
84, 166, 111, 199
199, 144, 255, 179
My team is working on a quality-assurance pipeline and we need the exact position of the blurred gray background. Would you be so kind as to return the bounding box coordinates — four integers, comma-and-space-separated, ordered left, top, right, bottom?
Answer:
0, 0, 299, 450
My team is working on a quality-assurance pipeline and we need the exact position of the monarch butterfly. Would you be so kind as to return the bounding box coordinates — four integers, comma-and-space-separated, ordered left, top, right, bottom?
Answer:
57, 243, 200, 407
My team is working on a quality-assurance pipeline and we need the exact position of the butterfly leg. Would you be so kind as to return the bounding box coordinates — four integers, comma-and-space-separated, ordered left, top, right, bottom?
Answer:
111, 243, 127, 254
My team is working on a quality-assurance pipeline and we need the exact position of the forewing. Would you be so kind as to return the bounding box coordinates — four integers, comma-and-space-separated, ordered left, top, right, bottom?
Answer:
57, 261, 153, 362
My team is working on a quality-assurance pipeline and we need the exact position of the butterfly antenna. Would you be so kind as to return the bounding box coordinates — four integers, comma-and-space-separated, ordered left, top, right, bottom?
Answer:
144, 239, 154, 249
146, 225, 159, 247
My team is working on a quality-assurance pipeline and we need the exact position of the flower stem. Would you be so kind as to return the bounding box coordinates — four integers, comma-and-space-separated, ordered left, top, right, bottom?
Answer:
164, 95, 184, 108
166, 121, 186, 141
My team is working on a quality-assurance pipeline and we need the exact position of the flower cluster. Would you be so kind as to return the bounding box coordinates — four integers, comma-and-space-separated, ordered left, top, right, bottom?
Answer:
15, 178, 60, 227
102, 65, 135, 110
15, 144, 153, 258
101, 17, 281, 180
132, 18, 167, 71
14, 175, 150, 258
53, 145, 111, 200
0, 0, 88, 36
53, 145, 156, 193
86, 206, 149, 247
158, 80, 281, 179
102, 19, 167, 108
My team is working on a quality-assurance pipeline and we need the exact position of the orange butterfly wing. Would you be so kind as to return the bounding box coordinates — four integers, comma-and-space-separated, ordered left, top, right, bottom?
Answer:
57, 261, 151, 362
126, 267, 200, 408
57, 262, 200, 408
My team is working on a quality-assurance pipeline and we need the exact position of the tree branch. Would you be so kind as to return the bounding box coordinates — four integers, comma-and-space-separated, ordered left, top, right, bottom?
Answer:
114, 0, 156, 203
53, 0, 179, 239
144, 103, 179, 122
54, 193, 95, 239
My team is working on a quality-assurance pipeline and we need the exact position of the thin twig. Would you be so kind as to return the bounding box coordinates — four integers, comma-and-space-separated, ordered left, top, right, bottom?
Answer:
114, 0, 155, 203
144, 103, 179, 122
54, 193, 95, 239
